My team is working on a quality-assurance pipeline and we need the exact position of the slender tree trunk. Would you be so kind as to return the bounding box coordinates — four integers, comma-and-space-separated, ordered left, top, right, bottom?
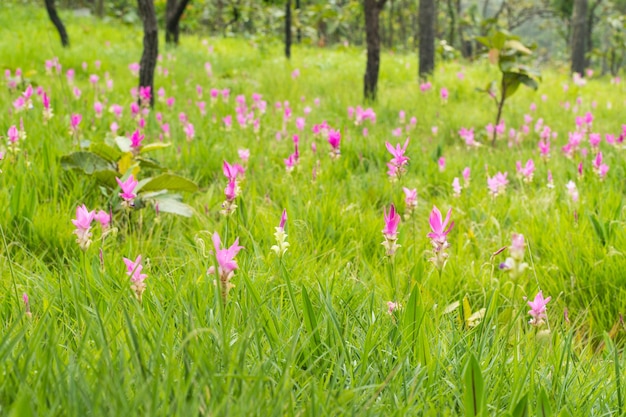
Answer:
388, 0, 393, 48
363, 0, 388, 100
571, 0, 588, 75
446, 0, 456, 47
285, 0, 292, 58
584, 0, 602, 68
137, 0, 158, 107
44, 0, 69, 47
418, 0, 435, 78
166, 0, 191, 45
95, 0, 104, 18
295, 0, 302, 43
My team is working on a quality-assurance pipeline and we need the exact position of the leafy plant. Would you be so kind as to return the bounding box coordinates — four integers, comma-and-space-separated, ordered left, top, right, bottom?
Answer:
61, 136, 198, 217
476, 29, 541, 146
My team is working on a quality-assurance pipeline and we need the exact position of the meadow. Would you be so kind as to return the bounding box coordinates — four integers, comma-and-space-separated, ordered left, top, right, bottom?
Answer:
1, 4, 626, 416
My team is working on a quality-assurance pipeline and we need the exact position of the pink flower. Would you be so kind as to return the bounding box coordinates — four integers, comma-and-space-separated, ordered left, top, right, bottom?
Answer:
238, 148, 250, 163
72, 204, 95, 250
7, 126, 19, 144
382, 204, 400, 240
184, 123, 195, 141
528, 291, 551, 326
438, 157, 446, 172
440, 87, 449, 101
427, 205, 454, 269
70, 113, 82, 133
516, 159, 535, 182
386, 138, 410, 167
116, 175, 138, 203
95, 210, 111, 228
208, 232, 244, 299
130, 129, 144, 149
382, 204, 401, 255
427, 206, 454, 245
593, 152, 609, 179
452, 177, 462, 197
487, 172, 509, 196
284, 152, 298, 172
328, 129, 341, 159
403, 187, 418, 214
462, 167, 471, 186
124, 255, 148, 301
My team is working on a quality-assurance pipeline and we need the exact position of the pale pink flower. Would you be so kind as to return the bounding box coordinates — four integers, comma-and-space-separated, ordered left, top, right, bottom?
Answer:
452, 177, 462, 197
72, 204, 95, 250
124, 255, 148, 301
116, 175, 138, 203
208, 232, 244, 300
95, 210, 111, 228
487, 172, 509, 196
382, 204, 401, 255
528, 291, 551, 327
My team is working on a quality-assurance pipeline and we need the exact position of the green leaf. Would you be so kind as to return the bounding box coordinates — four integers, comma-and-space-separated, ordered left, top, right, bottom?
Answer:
154, 198, 194, 217
475, 36, 491, 48
463, 353, 485, 417
140, 174, 199, 193
588, 213, 607, 246
512, 394, 528, 417
505, 39, 532, 55
140, 142, 172, 154
60, 151, 116, 174
89, 142, 122, 162
115, 135, 133, 153
493, 31, 507, 50
301, 285, 322, 351
92, 169, 119, 188
537, 388, 553, 417
136, 156, 165, 171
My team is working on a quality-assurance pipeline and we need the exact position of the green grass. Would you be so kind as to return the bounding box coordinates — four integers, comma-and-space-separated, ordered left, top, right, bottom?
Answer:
1, 4, 626, 416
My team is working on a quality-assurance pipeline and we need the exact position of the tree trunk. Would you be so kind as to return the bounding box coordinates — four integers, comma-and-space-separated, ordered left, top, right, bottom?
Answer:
285, 0, 292, 58
418, 0, 435, 78
137, 0, 158, 107
166, 0, 191, 45
446, 0, 456, 47
570, 0, 588, 75
388, 0, 393, 48
363, 0, 387, 100
295, 0, 302, 43
95, 0, 104, 18
44, 0, 69, 47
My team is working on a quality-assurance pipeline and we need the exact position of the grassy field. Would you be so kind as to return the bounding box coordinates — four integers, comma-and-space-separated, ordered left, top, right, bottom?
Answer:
1, 4, 626, 416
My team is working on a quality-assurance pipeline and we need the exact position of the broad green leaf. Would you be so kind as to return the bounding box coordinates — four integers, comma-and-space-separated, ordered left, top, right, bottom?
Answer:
140, 173, 199, 193
92, 169, 119, 188
463, 353, 485, 417
136, 156, 165, 171
60, 151, 116, 174
117, 152, 136, 175
505, 40, 532, 55
115, 135, 132, 153
140, 142, 172, 154
475, 36, 490, 47
493, 31, 507, 50
153, 198, 194, 217
89, 142, 122, 162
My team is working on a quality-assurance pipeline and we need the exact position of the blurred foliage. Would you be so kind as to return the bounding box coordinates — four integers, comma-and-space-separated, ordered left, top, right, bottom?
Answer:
8, 0, 626, 72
